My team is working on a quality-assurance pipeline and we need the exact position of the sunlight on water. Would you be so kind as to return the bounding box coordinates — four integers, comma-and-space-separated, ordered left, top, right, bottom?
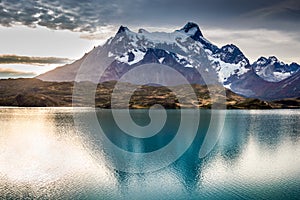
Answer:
0, 108, 299, 199
0, 108, 117, 199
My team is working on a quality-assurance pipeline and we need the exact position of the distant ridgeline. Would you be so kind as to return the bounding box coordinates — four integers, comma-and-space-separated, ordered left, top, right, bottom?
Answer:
0, 78, 299, 109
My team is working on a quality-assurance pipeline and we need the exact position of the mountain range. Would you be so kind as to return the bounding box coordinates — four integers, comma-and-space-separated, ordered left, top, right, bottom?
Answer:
37, 22, 300, 100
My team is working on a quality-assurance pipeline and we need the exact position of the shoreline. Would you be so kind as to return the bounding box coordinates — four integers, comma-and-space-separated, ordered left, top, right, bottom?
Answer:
0, 78, 299, 109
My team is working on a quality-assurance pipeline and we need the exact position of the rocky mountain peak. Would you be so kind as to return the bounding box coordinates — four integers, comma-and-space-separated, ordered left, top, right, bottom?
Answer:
179, 22, 203, 40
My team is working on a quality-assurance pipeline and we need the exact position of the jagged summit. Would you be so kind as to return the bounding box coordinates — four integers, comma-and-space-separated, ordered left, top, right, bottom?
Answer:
116, 22, 204, 41
117, 25, 130, 34
216, 44, 250, 65
252, 55, 300, 82
179, 22, 203, 40
257, 56, 268, 61
255, 56, 285, 65
269, 56, 278, 63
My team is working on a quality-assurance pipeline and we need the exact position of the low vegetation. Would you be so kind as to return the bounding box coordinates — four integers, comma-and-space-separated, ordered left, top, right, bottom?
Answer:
0, 78, 299, 109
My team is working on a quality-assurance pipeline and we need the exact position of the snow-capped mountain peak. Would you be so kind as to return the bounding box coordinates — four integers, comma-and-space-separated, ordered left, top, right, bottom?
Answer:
256, 56, 268, 65
178, 22, 204, 40
105, 23, 253, 86
269, 56, 278, 63
37, 22, 300, 100
215, 44, 250, 65
252, 56, 300, 82
38, 22, 253, 87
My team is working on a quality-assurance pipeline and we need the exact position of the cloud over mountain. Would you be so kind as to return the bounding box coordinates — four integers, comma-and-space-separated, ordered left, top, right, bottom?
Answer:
0, 0, 299, 33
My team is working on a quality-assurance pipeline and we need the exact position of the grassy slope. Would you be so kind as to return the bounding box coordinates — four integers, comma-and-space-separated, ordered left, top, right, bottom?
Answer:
0, 78, 299, 109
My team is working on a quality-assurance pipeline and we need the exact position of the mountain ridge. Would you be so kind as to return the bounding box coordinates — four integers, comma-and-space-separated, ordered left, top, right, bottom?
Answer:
37, 22, 300, 100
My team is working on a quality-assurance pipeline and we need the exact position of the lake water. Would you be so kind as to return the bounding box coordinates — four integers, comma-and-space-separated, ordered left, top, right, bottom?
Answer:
0, 108, 299, 199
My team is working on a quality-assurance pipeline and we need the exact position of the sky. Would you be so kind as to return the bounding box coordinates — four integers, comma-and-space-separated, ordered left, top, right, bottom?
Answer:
0, 0, 300, 78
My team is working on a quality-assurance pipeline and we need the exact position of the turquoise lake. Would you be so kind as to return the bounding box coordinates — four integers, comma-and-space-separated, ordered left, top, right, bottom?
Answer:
0, 108, 299, 199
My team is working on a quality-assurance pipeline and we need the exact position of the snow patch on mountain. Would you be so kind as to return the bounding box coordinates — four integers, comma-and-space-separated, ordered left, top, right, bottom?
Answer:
210, 56, 250, 84
114, 50, 146, 65
273, 72, 292, 80
158, 57, 164, 63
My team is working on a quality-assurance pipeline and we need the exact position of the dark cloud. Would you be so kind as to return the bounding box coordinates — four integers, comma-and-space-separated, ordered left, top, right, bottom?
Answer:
0, 55, 70, 65
0, 0, 299, 33
0, 0, 132, 32
239, 0, 300, 31
0, 68, 36, 78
